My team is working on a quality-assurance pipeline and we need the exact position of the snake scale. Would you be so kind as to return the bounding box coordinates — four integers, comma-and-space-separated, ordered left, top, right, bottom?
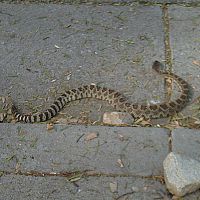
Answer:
11, 61, 190, 123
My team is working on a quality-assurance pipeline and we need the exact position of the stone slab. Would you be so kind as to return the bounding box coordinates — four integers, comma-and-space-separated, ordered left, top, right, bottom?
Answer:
1, 1, 200, 4
0, 3, 166, 123
0, 174, 168, 200
0, 124, 169, 176
171, 128, 200, 161
169, 6, 200, 117
141, 0, 200, 3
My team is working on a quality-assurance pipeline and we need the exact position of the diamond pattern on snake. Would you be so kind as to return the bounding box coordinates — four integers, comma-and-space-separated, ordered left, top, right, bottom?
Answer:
11, 61, 190, 123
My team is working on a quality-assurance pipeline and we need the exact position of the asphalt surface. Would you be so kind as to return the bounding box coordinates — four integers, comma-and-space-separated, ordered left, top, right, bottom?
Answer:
0, 1, 200, 199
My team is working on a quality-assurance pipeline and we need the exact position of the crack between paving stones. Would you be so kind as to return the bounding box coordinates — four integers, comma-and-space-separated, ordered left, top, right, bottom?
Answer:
0, 170, 165, 183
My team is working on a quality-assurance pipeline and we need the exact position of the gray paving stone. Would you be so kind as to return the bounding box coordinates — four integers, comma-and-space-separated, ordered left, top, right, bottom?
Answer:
142, 0, 200, 3
1, 0, 200, 4
0, 174, 168, 200
172, 128, 200, 161
169, 6, 200, 116
0, 3, 166, 123
0, 124, 169, 176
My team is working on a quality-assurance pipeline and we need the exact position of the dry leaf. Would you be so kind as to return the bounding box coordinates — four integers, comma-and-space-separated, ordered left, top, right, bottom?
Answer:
135, 117, 144, 124
54, 45, 60, 49
49, 172, 57, 175
47, 123, 54, 130
139, 120, 152, 126
118, 134, 125, 141
194, 120, 200, 124
192, 60, 200, 67
67, 173, 83, 182
166, 77, 172, 85
117, 159, 124, 168
15, 162, 21, 173
69, 118, 79, 123
85, 132, 98, 141
85, 170, 97, 176
66, 73, 71, 80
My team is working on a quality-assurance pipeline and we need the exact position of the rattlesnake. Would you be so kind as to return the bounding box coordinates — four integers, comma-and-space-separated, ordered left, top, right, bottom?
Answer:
11, 61, 190, 123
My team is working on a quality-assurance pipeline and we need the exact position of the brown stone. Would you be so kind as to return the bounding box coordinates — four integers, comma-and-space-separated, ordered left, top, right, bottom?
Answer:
103, 112, 134, 126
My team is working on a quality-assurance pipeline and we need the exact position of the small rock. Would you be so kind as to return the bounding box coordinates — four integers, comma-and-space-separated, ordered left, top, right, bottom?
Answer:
46, 123, 54, 130
131, 186, 140, 192
118, 134, 127, 141
85, 132, 98, 141
117, 158, 124, 168
163, 152, 200, 197
103, 112, 133, 125
109, 182, 118, 193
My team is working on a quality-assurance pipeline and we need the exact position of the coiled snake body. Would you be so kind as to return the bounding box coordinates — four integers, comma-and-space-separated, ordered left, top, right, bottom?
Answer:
12, 61, 190, 123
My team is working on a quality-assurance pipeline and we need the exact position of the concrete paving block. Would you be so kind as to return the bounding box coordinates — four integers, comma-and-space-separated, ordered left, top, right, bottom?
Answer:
172, 128, 200, 161
1, 0, 200, 4
169, 6, 200, 116
183, 189, 200, 200
0, 124, 169, 176
0, 3, 166, 123
143, 0, 200, 3
0, 174, 168, 200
